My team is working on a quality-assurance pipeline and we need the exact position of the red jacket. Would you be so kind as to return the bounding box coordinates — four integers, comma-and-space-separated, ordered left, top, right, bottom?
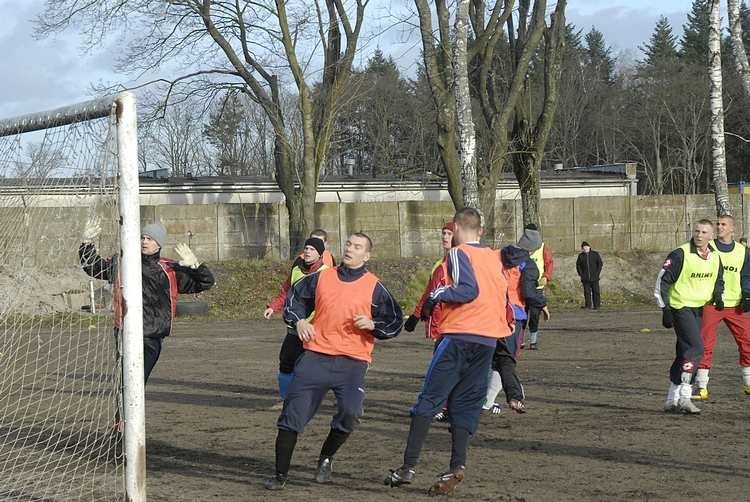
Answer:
412, 258, 448, 340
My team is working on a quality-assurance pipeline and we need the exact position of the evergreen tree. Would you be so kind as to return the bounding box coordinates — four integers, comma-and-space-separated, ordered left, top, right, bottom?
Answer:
585, 28, 615, 84
681, 0, 711, 64
641, 16, 679, 67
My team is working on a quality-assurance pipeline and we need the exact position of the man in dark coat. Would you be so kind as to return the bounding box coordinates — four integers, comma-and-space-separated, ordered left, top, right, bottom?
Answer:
576, 241, 603, 310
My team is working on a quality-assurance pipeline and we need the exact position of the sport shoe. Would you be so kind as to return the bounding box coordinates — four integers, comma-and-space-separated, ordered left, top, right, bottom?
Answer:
315, 457, 333, 484
691, 387, 709, 401
428, 466, 465, 496
384, 465, 416, 487
663, 403, 679, 413
434, 410, 449, 423
269, 401, 284, 411
743, 385, 750, 395
529, 343, 538, 351
264, 472, 288, 490
485, 403, 502, 415
677, 397, 701, 414
508, 399, 527, 414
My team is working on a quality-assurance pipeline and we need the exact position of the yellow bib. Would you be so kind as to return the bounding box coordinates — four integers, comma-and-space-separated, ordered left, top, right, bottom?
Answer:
668, 243, 721, 309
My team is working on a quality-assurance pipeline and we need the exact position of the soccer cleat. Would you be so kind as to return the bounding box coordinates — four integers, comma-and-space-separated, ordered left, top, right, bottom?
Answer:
315, 457, 333, 484
434, 410, 449, 423
264, 472, 288, 490
485, 403, 502, 415
691, 387, 709, 401
677, 397, 701, 415
508, 399, 527, 414
427, 466, 465, 496
384, 465, 416, 487
743, 385, 750, 395
663, 403, 679, 414
529, 343, 538, 351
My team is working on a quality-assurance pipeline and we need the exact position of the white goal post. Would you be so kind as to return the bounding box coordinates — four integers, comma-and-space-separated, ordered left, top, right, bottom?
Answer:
0, 93, 145, 501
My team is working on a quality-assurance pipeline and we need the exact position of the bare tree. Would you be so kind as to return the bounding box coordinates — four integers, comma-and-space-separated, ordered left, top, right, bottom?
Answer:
452, 0, 478, 209
37, 0, 368, 253
709, 0, 730, 215
728, 0, 750, 98
415, 0, 567, 235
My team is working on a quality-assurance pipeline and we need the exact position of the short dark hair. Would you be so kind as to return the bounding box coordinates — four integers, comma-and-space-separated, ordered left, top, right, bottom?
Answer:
310, 228, 328, 241
454, 207, 482, 231
351, 232, 373, 251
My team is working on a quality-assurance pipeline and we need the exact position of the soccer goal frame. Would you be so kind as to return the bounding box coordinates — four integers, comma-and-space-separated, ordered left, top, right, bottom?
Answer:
0, 92, 146, 501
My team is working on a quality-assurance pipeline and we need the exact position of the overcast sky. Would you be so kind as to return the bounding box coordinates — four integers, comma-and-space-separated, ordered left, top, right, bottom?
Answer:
0, 0, 696, 120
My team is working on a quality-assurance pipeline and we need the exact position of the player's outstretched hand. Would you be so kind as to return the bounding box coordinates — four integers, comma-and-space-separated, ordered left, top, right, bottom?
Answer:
82, 216, 101, 243
403, 314, 419, 332
354, 315, 375, 331
175, 242, 201, 269
263, 307, 274, 319
296, 319, 316, 341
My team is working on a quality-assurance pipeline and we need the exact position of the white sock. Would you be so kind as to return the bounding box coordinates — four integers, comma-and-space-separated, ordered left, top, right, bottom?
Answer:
695, 368, 710, 389
665, 382, 680, 406
530, 331, 539, 344
678, 383, 693, 399
742, 367, 750, 387
483, 370, 503, 409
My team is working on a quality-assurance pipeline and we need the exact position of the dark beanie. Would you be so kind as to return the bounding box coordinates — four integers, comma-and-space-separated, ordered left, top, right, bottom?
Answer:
524, 223, 538, 231
581, 241, 590, 248
304, 237, 325, 257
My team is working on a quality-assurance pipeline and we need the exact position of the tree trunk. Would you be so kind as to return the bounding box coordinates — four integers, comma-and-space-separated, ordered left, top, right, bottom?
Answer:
709, 0, 731, 215
728, 0, 750, 99
453, 0, 479, 210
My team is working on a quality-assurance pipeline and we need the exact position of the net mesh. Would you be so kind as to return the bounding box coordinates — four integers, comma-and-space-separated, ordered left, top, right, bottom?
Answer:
0, 106, 124, 500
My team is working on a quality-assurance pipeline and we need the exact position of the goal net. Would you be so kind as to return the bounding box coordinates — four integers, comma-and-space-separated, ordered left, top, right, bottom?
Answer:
0, 94, 145, 501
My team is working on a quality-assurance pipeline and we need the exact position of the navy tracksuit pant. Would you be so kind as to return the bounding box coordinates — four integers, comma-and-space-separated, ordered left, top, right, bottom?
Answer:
278, 351, 368, 434
669, 307, 704, 385
411, 337, 494, 434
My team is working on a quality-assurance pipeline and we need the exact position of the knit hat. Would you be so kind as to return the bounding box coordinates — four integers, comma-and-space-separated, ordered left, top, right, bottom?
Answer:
142, 223, 167, 249
442, 221, 456, 232
517, 229, 542, 252
304, 237, 325, 257
581, 241, 591, 248
524, 223, 538, 231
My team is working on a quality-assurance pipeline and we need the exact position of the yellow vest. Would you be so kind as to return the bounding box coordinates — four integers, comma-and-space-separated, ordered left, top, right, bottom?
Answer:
290, 262, 328, 320
529, 243, 545, 289
668, 243, 721, 309
713, 240, 744, 307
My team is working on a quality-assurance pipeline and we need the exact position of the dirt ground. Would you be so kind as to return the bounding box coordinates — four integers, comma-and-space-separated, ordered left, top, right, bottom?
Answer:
144, 309, 750, 501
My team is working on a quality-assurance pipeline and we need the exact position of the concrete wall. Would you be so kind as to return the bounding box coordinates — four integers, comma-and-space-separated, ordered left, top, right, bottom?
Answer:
5, 194, 749, 264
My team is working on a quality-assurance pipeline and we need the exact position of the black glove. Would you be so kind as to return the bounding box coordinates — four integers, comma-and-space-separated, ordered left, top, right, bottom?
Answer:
420, 298, 438, 321
713, 294, 724, 312
661, 308, 674, 329
742, 296, 750, 313
404, 315, 419, 332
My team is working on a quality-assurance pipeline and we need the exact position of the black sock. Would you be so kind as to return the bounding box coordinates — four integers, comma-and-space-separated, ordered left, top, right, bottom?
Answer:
319, 428, 350, 459
403, 415, 432, 467
275, 429, 298, 475
450, 426, 471, 471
